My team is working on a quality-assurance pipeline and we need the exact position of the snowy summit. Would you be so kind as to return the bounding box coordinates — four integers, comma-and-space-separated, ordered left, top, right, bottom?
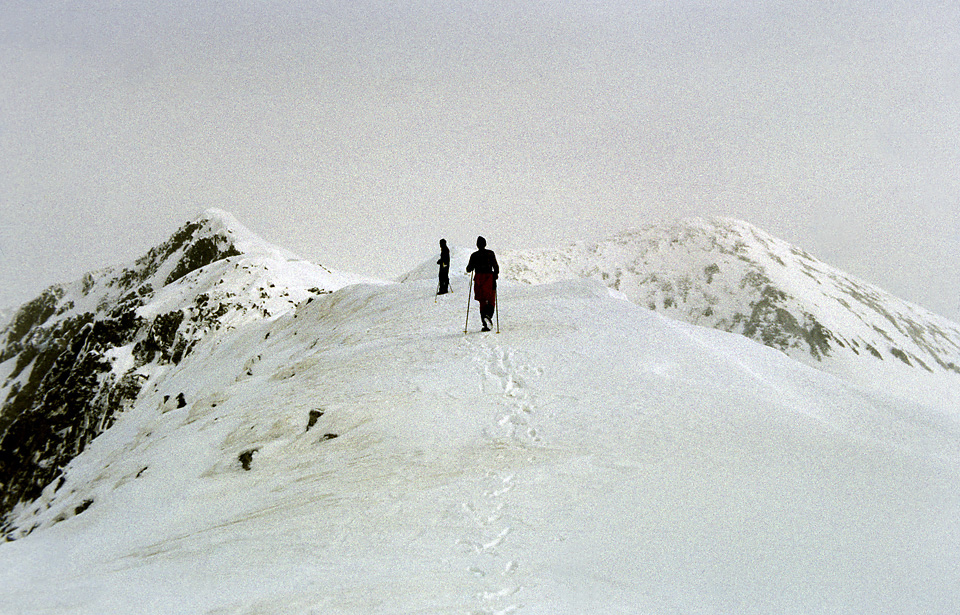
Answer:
1, 211, 959, 614
501, 217, 960, 409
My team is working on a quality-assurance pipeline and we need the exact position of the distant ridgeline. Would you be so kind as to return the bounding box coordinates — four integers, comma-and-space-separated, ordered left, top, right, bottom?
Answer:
502, 217, 960, 381
0, 210, 348, 529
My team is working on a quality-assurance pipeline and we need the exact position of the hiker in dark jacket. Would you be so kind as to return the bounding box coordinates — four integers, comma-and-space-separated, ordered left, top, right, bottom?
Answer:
466, 236, 499, 331
437, 239, 450, 295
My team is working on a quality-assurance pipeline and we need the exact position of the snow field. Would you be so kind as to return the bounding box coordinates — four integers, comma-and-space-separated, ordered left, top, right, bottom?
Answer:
1, 275, 959, 613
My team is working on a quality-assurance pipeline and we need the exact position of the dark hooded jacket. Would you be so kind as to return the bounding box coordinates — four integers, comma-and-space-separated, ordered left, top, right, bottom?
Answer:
466, 248, 499, 276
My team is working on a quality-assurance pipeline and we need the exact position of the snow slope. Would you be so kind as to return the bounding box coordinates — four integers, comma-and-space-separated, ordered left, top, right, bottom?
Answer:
1, 269, 959, 614
499, 217, 960, 410
0, 209, 373, 519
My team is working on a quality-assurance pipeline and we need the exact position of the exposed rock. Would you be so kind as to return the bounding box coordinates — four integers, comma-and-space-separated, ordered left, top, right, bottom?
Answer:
501, 217, 960, 386
1, 210, 363, 534
238, 449, 258, 471
0, 212, 264, 523
306, 410, 324, 432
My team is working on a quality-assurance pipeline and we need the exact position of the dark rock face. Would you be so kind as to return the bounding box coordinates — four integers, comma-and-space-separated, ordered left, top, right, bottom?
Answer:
729, 272, 835, 361
0, 288, 67, 365
0, 317, 141, 518
164, 229, 242, 286
0, 214, 248, 528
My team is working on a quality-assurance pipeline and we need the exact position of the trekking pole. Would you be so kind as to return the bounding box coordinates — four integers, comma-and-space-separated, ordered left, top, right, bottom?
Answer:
464, 272, 474, 334
495, 287, 500, 334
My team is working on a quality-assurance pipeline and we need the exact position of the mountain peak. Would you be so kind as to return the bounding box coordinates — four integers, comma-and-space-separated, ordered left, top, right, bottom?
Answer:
501, 218, 960, 407
197, 207, 243, 229
0, 210, 365, 521
191, 208, 301, 262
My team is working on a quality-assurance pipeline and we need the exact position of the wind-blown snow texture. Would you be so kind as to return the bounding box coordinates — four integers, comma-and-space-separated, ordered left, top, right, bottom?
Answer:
1, 212, 959, 614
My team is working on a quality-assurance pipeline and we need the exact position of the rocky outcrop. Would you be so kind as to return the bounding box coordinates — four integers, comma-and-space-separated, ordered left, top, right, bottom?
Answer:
0, 210, 349, 528
0, 215, 240, 521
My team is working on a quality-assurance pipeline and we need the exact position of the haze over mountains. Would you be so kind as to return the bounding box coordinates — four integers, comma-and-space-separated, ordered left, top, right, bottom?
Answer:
1, 210, 958, 614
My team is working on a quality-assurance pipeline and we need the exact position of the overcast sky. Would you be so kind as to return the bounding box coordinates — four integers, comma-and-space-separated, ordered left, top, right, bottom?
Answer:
2, 0, 959, 320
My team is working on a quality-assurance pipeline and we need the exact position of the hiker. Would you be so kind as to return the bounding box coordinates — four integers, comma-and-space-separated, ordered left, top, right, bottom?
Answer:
437, 239, 450, 295
466, 236, 499, 331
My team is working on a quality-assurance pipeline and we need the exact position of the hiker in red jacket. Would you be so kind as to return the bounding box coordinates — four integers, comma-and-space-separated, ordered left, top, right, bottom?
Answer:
466, 236, 499, 331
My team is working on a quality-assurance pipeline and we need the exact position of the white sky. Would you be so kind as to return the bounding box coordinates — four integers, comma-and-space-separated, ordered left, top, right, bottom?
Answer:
2, 0, 959, 320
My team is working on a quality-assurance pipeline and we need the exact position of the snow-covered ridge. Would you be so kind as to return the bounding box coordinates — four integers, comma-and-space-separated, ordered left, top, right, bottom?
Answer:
498, 217, 960, 406
2, 212, 960, 612
2, 273, 960, 613
0, 210, 368, 523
